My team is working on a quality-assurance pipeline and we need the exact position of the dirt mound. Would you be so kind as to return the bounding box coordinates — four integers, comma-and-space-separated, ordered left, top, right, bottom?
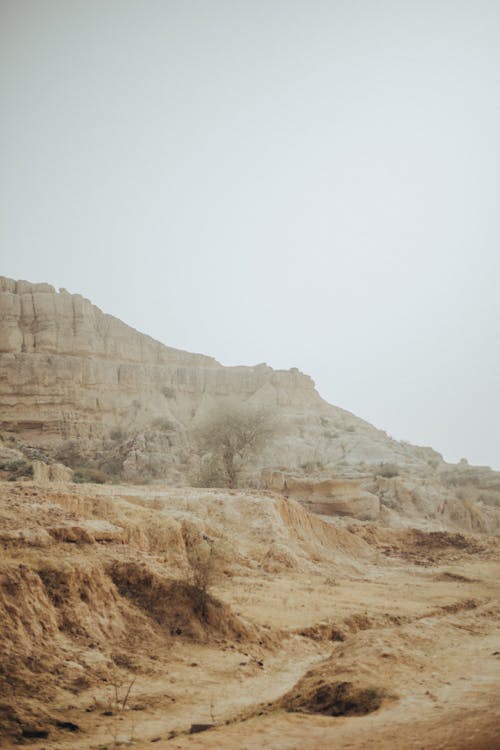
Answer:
297, 611, 409, 642
281, 679, 385, 716
351, 524, 496, 565
412, 530, 483, 551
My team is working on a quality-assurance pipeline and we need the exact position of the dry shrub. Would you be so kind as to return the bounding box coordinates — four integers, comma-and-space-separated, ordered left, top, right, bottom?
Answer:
374, 463, 400, 478
0, 459, 33, 481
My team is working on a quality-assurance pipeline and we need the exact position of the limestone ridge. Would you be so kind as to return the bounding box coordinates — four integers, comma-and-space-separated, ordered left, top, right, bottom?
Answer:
0, 276, 437, 467
0, 276, 217, 364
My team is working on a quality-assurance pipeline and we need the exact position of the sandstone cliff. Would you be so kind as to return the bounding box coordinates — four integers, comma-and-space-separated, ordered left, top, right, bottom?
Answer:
0, 276, 420, 468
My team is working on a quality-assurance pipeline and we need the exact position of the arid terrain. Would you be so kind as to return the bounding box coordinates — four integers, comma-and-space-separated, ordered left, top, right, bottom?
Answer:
1, 480, 499, 750
1, 277, 499, 749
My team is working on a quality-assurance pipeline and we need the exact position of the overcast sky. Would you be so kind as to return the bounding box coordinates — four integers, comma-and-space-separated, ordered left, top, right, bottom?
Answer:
1, 0, 499, 469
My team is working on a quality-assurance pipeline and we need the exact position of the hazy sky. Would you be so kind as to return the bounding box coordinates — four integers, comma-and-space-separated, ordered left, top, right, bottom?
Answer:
1, 1, 499, 469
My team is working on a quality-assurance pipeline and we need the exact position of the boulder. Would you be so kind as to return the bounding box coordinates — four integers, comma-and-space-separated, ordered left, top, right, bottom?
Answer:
32, 461, 73, 483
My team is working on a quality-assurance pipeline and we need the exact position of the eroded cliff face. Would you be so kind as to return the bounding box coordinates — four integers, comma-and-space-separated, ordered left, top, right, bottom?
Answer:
0, 276, 218, 364
0, 277, 320, 446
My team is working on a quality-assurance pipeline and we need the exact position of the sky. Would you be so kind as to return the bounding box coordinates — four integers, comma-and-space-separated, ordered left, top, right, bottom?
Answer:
1, 0, 499, 469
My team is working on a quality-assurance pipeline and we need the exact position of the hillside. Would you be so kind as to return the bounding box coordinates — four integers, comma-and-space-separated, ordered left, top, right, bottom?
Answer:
0, 275, 436, 467
1, 275, 500, 535
1, 276, 500, 749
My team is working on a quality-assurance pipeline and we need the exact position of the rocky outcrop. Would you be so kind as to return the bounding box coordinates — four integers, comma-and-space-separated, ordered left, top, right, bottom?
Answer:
261, 470, 380, 520
32, 461, 73, 483
261, 467, 500, 534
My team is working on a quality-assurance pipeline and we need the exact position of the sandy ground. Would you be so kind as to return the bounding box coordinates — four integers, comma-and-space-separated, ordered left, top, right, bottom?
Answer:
1, 482, 499, 750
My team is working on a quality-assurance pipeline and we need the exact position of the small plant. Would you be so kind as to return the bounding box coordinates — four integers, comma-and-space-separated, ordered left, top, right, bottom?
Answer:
323, 576, 338, 587
374, 463, 400, 478
0, 460, 33, 480
152, 417, 174, 432
188, 540, 216, 621
185, 536, 225, 622
111, 675, 136, 714
109, 428, 126, 442
73, 467, 109, 484
161, 386, 176, 399
103, 671, 137, 746
191, 455, 227, 488
301, 460, 324, 475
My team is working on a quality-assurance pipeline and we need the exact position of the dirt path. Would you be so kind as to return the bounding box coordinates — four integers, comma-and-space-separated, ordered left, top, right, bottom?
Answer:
128, 556, 500, 750
162, 655, 499, 750
19, 557, 497, 750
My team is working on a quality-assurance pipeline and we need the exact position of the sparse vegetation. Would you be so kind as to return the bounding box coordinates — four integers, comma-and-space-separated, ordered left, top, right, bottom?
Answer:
152, 417, 174, 432
374, 463, 400, 478
0, 460, 33, 480
193, 454, 227, 488
301, 460, 324, 475
186, 536, 222, 621
110, 428, 126, 442
477, 491, 500, 509
102, 671, 137, 746
73, 467, 110, 484
54, 439, 86, 468
161, 386, 176, 399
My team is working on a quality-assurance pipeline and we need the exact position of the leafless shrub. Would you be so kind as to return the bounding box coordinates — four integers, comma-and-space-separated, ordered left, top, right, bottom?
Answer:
193, 401, 275, 488
186, 537, 222, 621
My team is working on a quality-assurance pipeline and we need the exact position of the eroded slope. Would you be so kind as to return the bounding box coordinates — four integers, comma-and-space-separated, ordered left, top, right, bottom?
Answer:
1, 480, 499, 749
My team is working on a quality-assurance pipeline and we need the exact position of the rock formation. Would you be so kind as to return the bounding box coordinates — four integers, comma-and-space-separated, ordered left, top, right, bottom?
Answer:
0, 276, 436, 467
1, 275, 499, 533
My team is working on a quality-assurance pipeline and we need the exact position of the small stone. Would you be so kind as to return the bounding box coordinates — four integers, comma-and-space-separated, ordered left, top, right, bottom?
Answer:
189, 723, 214, 734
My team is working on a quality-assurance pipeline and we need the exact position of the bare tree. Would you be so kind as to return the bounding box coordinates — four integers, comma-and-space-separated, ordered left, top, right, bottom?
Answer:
194, 401, 275, 488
